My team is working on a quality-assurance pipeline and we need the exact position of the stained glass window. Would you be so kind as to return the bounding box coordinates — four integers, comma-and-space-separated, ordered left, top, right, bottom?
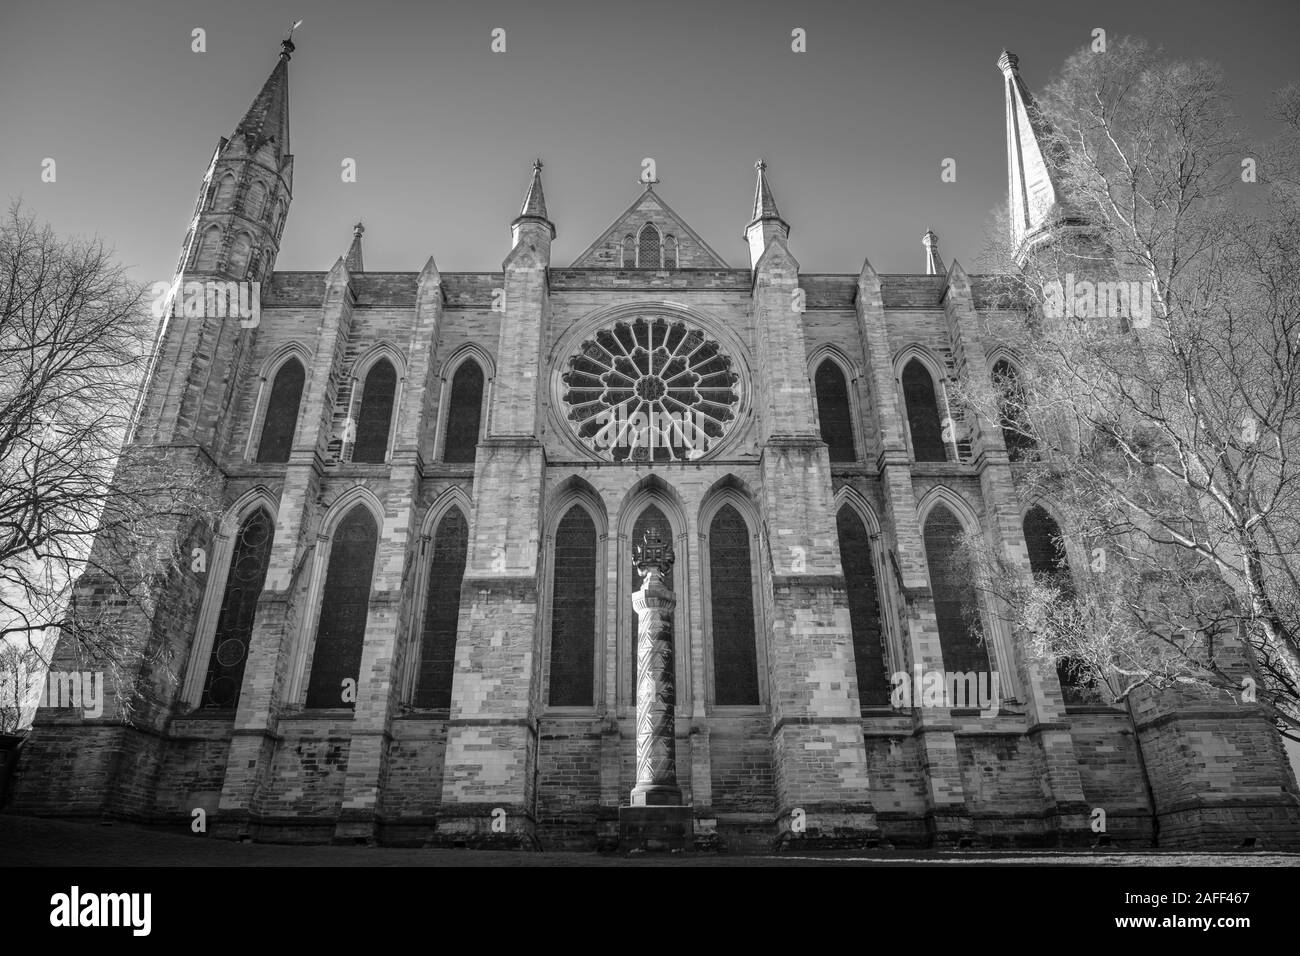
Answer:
903, 359, 948, 462
256, 359, 304, 463
837, 506, 889, 707
548, 506, 597, 706
305, 506, 378, 709
923, 506, 990, 676
993, 359, 1036, 461
816, 360, 857, 462
352, 359, 396, 463
638, 224, 660, 269
561, 317, 740, 463
710, 504, 759, 705
1022, 505, 1090, 702
200, 507, 275, 709
442, 361, 484, 464
413, 507, 469, 709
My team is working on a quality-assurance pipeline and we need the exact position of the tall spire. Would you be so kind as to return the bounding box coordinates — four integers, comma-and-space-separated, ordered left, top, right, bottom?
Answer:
512, 158, 556, 239
745, 159, 791, 270
999, 50, 1078, 262
922, 228, 944, 275
345, 222, 365, 273
748, 159, 788, 233
233, 37, 294, 161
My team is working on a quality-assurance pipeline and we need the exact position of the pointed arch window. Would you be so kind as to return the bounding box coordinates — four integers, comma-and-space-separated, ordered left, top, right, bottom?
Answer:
305, 506, 378, 709
837, 506, 889, 707
709, 503, 760, 705
1022, 505, 1090, 702
229, 232, 254, 279
256, 358, 305, 463
195, 225, 222, 271
413, 506, 469, 709
214, 174, 237, 210
244, 181, 268, 221
548, 506, 598, 706
815, 360, 857, 462
993, 359, 1036, 461
638, 224, 661, 269
352, 359, 397, 463
923, 505, 990, 677
621, 235, 635, 268
902, 358, 948, 462
199, 507, 275, 709
442, 360, 484, 463
664, 235, 678, 269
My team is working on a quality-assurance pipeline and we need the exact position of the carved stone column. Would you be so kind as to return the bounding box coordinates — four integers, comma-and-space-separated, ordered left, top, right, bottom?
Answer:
631, 528, 680, 807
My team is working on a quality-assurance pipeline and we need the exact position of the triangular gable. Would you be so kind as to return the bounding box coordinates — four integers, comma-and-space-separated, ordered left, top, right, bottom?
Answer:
569, 187, 730, 268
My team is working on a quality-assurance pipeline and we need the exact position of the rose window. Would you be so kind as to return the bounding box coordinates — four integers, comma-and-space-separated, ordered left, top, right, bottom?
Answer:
562, 316, 740, 462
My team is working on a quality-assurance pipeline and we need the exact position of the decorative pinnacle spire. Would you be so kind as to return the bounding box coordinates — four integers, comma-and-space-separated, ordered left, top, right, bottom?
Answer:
748, 158, 789, 234
345, 220, 364, 273
922, 228, 944, 275
751, 159, 779, 219
512, 157, 556, 239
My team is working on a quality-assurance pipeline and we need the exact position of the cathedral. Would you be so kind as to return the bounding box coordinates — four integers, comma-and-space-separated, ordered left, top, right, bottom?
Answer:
9, 37, 1299, 851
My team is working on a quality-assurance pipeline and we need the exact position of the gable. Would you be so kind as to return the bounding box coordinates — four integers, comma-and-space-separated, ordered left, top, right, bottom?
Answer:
569, 187, 730, 269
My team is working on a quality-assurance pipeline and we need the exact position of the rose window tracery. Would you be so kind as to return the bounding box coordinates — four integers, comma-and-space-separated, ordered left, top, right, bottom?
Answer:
561, 316, 740, 462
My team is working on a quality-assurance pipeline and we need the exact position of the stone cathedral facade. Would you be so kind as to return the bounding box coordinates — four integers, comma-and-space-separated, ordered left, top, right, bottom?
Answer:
9, 38, 1299, 851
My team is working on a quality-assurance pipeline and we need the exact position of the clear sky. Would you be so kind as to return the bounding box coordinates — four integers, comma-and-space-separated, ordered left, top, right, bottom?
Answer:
2, 0, 1299, 287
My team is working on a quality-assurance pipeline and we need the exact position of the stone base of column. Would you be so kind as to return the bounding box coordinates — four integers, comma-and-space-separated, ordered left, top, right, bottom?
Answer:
619, 805, 693, 852
630, 783, 681, 807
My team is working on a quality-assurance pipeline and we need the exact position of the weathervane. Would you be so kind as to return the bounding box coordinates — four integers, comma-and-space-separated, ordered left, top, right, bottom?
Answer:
280, 19, 303, 59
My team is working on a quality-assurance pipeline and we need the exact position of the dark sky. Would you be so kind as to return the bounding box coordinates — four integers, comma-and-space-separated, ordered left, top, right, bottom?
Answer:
2, 0, 1298, 286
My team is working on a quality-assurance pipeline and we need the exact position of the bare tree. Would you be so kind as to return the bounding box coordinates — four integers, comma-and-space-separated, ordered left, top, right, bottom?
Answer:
0, 201, 218, 721
0, 638, 47, 732
959, 39, 1300, 741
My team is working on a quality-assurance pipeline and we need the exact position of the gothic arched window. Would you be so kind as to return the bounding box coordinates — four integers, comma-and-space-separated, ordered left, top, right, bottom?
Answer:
815, 360, 857, 462
621, 235, 635, 268
709, 503, 760, 705
305, 505, 378, 709
195, 225, 222, 271
993, 359, 1036, 461
244, 181, 267, 221
442, 360, 484, 463
923, 504, 989, 676
1022, 505, 1089, 701
638, 224, 661, 269
837, 506, 889, 707
902, 358, 948, 462
548, 506, 598, 706
664, 234, 678, 269
352, 358, 397, 463
200, 507, 275, 709
413, 506, 469, 709
214, 174, 237, 209
229, 232, 254, 279
256, 358, 305, 463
